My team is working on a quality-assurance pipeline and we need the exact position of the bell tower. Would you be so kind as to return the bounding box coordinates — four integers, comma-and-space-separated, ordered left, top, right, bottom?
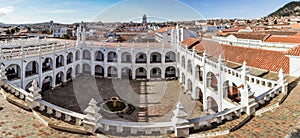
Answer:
142, 14, 147, 26
77, 21, 86, 44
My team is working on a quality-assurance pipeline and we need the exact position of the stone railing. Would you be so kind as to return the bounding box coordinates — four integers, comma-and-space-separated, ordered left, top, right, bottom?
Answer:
189, 105, 246, 130
37, 99, 85, 126
1, 42, 74, 60
0, 38, 47, 47
255, 83, 282, 105
99, 119, 173, 135
1, 80, 28, 100
246, 74, 277, 88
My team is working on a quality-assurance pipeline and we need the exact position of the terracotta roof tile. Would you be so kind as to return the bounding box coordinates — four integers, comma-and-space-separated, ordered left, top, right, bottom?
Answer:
231, 33, 271, 41
181, 38, 199, 48
156, 27, 175, 33
286, 45, 300, 56
265, 36, 300, 43
195, 40, 289, 73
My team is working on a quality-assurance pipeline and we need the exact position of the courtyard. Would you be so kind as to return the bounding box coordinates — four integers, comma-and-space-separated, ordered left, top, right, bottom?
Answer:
42, 75, 205, 122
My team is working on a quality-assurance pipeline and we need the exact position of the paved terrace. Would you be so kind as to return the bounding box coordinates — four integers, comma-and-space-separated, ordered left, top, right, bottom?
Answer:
216, 77, 300, 138
0, 91, 92, 137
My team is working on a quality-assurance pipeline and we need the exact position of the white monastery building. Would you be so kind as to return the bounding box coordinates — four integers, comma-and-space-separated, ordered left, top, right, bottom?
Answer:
1, 22, 298, 137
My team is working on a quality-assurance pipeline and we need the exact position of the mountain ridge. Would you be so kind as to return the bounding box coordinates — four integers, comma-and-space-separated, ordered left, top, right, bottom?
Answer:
268, 1, 300, 17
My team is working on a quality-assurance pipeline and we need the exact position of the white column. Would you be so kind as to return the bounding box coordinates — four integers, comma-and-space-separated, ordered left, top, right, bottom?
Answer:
104, 50, 108, 78
162, 52, 166, 79
132, 49, 136, 79
192, 48, 197, 100
146, 49, 150, 80
202, 51, 208, 110
117, 49, 121, 79
217, 55, 223, 112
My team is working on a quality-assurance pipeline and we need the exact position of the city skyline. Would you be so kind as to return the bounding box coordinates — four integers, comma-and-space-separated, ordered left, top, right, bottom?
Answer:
0, 0, 296, 24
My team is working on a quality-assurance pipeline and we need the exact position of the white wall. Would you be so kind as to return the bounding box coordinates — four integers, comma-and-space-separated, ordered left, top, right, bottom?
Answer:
289, 56, 300, 76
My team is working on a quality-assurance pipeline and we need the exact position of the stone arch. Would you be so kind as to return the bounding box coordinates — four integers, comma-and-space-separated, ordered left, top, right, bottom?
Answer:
42, 57, 53, 72
136, 67, 147, 78
56, 55, 64, 68
207, 96, 218, 113
6, 64, 21, 81
187, 59, 192, 74
177, 52, 180, 63
75, 50, 80, 61
121, 67, 132, 79
223, 80, 229, 99
67, 52, 73, 64
187, 79, 192, 93
121, 52, 132, 63
95, 51, 104, 61
25, 80, 39, 92
25, 61, 39, 77
206, 71, 218, 92
55, 71, 64, 85
195, 65, 203, 82
82, 63, 91, 74
83, 50, 91, 60
107, 51, 117, 62
42, 76, 52, 92
181, 56, 185, 68
75, 64, 80, 76
108, 66, 117, 77
196, 87, 203, 103
166, 51, 176, 62
150, 52, 161, 63
181, 72, 186, 85
150, 67, 161, 78
95, 65, 104, 77
224, 81, 241, 103
165, 66, 176, 78
136, 52, 147, 63
66, 68, 72, 81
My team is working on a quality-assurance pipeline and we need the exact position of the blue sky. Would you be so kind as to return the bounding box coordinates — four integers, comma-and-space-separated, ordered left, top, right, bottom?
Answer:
0, 0, 296, 24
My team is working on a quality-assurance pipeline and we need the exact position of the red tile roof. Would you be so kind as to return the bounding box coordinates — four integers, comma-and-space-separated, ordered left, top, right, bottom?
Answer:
181, 38, 199, 48
156, 27, 175, 33
286, 45, 300, 56
265, 36, 300, 44
194, 40, 290, 73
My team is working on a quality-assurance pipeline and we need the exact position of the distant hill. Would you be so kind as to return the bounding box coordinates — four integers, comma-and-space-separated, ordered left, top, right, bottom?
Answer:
268, 1, 300, 17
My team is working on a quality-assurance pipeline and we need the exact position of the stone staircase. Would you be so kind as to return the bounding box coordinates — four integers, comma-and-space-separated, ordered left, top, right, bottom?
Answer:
138, 81, 148, 122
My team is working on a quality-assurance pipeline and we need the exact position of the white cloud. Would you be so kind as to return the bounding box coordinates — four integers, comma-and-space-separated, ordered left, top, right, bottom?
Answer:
0, 6, 14, 17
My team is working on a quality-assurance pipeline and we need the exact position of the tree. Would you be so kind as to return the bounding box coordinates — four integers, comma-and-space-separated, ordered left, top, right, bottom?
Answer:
5, 30, 10, 34
62, 34, 70, 39
10, 29, 15, 34
15, 27, 20, 32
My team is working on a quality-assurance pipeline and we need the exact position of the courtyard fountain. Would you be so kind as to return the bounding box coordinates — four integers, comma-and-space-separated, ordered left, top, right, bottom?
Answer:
101, 96, 129, 114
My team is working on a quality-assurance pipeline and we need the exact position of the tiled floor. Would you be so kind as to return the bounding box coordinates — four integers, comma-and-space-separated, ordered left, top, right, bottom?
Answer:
0, 92, 90, 138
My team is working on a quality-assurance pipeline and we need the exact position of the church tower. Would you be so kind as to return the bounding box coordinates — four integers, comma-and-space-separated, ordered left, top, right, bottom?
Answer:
142, 14, 147, 26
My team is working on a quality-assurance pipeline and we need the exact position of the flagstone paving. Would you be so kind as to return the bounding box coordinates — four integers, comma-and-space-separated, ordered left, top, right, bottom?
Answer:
0, 92, 94, 138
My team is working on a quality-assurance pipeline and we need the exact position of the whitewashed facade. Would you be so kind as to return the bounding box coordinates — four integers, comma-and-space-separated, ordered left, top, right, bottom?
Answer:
0, 22, 290, 136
